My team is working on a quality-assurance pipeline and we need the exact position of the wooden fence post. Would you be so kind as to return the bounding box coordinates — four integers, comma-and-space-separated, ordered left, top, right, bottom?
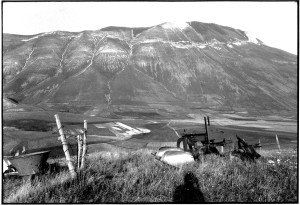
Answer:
77, 135, 83, 170
229, 138, 235, 160
204, 117, 209, 145
259, 138, 262, 153
54, 114, 76, 178
275, 135, 281, 152
80, 120, 87, 170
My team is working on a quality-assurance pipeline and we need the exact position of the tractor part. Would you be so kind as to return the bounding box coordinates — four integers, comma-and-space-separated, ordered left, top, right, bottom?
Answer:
176, 116, 233, 158
231, 135, 261, 161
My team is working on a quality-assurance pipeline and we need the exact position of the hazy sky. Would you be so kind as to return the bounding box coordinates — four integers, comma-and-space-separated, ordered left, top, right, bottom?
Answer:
3, 2, 298, 54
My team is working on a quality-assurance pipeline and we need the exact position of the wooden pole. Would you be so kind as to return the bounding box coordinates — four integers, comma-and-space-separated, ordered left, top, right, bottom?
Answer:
80, 120, 87, 170
204, 117, 208, 135
77, 135, 83, 170
182, 136, 188, 151
204, 117, 209, 145
54, 114, 76, 178
259, 138, 262, 153
230, 139, 234, 160
275, 135, 281, 152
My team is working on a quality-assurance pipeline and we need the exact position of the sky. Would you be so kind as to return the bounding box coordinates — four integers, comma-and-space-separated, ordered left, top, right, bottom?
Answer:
3, 2, 298, 54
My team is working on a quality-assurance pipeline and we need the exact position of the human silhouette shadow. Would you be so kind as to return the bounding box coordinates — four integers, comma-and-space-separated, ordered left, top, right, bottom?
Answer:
173, 171, 206, 203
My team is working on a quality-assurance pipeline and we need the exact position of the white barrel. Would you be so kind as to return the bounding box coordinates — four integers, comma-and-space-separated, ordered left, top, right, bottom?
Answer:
160, 150, 195, 167
155, 146, 184, 158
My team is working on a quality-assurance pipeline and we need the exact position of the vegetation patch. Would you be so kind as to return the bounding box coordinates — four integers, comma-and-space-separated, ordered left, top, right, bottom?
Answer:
3, 119, 53, 132
3, 149, 297, 203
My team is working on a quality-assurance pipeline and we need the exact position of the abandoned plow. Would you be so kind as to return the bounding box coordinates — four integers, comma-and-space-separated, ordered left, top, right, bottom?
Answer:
152, 116, 262, 168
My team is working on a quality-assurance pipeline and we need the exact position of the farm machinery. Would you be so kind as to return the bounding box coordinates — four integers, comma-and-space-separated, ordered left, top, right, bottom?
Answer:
152, 116, 262, 167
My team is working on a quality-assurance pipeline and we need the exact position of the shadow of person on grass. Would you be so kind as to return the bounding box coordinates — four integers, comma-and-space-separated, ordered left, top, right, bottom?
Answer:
173, 171, 206, 203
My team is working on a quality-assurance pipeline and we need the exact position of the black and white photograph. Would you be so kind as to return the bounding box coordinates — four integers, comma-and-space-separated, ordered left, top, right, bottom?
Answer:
2, 1, 298, 203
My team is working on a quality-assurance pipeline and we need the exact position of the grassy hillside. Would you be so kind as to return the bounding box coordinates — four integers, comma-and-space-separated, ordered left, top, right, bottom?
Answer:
3, 147, 297, 203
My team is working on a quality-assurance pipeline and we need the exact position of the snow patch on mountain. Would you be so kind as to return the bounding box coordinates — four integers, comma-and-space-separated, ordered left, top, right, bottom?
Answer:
134, 33, 261, 51
162, 21, 188, 30
125, 33, 264, 52
198, 45, 206, 49
71, 33, 83, 39
21, 32, 57, 42
227, 43, 233, 48
245, 31, 262, 45
232, 41, 245, 46
208, 39, 223, 50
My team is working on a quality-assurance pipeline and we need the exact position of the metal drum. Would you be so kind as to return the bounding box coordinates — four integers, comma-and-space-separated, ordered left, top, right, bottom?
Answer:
4, 150, 51, 176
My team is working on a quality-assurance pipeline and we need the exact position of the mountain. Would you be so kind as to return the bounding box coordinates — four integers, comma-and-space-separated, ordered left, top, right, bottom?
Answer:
3, 21, 297, 117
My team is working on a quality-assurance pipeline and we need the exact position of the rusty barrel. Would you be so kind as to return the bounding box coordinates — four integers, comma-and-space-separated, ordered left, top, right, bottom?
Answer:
4, 150, 51, 176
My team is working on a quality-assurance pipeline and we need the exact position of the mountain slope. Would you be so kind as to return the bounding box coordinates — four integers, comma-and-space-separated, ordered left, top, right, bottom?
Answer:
3, 21, 297, 116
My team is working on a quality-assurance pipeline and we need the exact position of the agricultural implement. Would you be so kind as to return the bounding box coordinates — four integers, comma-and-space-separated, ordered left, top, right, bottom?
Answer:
176, 116, 232, 157
3, 150, 51, 179
152, 116, 262, 167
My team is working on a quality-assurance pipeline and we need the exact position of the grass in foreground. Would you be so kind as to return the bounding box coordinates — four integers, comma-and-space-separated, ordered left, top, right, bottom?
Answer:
3, 148, 298, 203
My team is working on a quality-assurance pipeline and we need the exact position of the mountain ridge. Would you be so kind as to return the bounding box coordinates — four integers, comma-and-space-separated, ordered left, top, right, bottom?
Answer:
3, 21, 297, 117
